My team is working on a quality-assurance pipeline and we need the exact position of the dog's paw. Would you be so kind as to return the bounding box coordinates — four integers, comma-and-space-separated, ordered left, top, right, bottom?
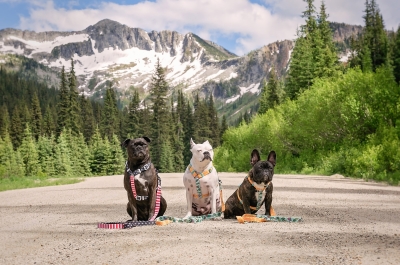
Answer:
183, 214, 192, 219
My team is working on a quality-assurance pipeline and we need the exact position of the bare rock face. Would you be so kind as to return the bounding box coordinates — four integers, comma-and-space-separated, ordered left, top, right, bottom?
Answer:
84, 19, 154, 52
148, 30, 183, 56
51, 39, 95, 59
331, 22, 363, 42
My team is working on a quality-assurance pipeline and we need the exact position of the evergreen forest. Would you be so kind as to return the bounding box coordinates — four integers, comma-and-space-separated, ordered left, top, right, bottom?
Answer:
0, 57, 227, 188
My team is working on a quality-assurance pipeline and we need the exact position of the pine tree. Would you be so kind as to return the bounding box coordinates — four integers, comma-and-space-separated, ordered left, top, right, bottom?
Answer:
183, 98, 194, 166
57, 66, 69, 135
79, 95, 95, 142
101, 83, 119, 140
149, 58, 171, 168
159, 139, 174, 173
31, 92, 42, 140
0, 132, 24, 178
208, 93, 220, 147
315, 1, 339, 77
42, 105, 56, 137
259, 79, 269, 114
108, 134, 125, 175
10, 105, 24, 149
67, 59, 82, 135
127, 89, 141, 138
75, 133, 92, 176
267, 68, 280, 108
0, 105, 10, 139
137, 100, 153, 137
18, 124, 40, 176
54, 129, 72, 177
351, 0, 389, 72
90, 126, 108, 176
193, 95, 211, 143
392, 26, 400, 83
37, 134, 56, 177
220, 115, 228, 144
172, 122, 185, 172
286, 0, 338, 99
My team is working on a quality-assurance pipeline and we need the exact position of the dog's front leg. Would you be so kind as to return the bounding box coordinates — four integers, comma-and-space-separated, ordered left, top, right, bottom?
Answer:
210, 185, 218, 214
264, 183, 274, 216
183, 178, 193, 218
242, 197, 252, 214
127, 192, 138, 221
148, 186, 156, 220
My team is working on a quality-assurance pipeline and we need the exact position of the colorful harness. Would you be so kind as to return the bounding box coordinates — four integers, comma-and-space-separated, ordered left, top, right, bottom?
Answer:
98, 162, 162, 229
125, 161, 162, 221
237, 175, 271, 211
188, 163, 214, 198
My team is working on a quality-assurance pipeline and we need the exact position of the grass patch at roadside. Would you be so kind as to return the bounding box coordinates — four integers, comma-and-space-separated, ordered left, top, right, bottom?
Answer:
0, 176, 84, 192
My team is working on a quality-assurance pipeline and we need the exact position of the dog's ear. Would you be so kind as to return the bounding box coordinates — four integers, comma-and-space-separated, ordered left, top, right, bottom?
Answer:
142, 136, 151, 143
267, 151, 277, 167
250, 149, 260, 166
190, 138, 195, 149
121, 139, 130, 148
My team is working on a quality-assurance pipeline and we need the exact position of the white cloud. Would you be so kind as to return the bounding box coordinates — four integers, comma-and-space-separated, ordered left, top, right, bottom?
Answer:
13, 0, 400, 56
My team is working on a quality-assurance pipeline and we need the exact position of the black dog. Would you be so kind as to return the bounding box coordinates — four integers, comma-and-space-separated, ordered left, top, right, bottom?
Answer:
224, 150, 276, 219
122, 137, 167, 221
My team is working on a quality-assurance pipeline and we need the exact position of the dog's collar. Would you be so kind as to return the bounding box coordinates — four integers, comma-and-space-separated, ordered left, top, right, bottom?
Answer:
126, 161, 151, 176
246, 175, 270, 192
187, 164, 213, 179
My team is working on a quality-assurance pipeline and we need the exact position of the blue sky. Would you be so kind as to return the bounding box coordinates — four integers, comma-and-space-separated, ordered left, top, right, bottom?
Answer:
0, 0, 399, 55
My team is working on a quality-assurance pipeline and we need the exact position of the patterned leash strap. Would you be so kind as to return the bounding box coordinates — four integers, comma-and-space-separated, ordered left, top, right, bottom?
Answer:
129, 165, 162, 222
98, 220, 156, 229
155, 212, 223, 226
236, 214, 302, 223
149, 175, 162, 221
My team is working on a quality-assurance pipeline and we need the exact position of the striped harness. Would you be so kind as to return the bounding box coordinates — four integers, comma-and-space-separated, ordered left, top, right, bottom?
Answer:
125, 161, 162, 221
237, 175, 271, 211
187, 163, 214, 198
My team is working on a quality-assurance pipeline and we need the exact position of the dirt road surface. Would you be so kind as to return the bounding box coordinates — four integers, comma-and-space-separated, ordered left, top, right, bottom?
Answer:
1, 173, 399, 265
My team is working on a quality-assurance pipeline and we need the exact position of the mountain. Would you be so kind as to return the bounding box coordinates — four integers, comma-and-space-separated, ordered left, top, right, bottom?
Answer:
0, 19, 362, 123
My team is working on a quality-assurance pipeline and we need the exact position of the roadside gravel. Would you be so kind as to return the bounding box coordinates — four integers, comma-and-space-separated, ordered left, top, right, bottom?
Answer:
0, 173, 399, 265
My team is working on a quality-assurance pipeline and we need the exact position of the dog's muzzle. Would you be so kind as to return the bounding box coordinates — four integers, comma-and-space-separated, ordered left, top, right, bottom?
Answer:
201, 151, 212, 161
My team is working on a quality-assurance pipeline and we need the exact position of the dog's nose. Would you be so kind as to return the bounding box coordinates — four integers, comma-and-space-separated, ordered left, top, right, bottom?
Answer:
203, 151, 210, 156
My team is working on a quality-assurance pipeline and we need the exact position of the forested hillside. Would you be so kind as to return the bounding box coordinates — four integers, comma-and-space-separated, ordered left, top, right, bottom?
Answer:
214, 0, 400, 184
0, 58, 227, 186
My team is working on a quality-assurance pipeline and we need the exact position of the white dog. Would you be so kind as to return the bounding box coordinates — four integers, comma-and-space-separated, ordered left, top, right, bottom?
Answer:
183, 138, 223, 218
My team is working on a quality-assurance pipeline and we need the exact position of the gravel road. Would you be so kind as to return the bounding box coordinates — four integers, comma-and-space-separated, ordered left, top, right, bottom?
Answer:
0, 173, 399, 265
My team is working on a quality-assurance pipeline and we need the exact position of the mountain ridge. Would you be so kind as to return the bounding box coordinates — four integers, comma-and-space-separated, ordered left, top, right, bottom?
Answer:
0, 19, 363, 123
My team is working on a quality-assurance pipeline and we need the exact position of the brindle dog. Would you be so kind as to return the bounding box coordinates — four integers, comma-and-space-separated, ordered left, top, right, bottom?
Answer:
122, 137, 167, 221
224, 150, 276, 219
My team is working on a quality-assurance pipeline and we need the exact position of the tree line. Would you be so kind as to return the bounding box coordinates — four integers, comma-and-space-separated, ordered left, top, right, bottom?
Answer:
0, 58, 228, 179
216, 0, 400, 184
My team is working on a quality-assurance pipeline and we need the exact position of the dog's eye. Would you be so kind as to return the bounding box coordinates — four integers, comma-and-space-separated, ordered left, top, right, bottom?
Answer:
198, 150, 202, 152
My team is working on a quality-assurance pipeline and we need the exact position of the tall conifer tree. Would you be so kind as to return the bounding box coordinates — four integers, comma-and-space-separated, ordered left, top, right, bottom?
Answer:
149, 58, 171, 169
68, 59, 82, 135
31, 92, 42, 140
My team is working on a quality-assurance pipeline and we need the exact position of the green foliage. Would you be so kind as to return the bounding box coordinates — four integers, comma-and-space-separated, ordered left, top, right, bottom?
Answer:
108, 134, 124, 175
159, 139, 174, 173
215, 67, 400, 184
286, 0, 339, 100
101, 84, 119, 140
18, 125, 40, 176
350, 0, 389, 72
